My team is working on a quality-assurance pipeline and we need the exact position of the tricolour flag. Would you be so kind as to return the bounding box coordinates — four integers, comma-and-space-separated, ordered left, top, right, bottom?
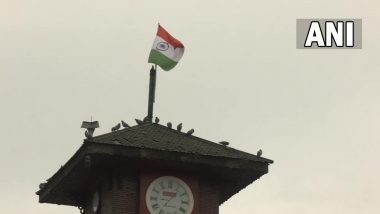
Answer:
148, 24, 184, 71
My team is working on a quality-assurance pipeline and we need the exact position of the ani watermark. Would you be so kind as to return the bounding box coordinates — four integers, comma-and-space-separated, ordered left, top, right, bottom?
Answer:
296, 19, 362, 49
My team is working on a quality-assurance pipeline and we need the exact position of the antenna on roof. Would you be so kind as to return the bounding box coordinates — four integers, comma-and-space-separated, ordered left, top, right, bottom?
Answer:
81, 120, 99, 139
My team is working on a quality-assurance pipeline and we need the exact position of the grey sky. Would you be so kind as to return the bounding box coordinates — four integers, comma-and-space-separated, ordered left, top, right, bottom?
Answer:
1, 0, 379, 213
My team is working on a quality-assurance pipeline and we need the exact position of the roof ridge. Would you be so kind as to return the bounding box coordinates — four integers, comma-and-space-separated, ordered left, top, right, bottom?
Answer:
90, 122, 152, 140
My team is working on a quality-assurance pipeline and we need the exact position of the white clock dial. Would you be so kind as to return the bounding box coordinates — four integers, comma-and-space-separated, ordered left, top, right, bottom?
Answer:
146, 176, 194, 214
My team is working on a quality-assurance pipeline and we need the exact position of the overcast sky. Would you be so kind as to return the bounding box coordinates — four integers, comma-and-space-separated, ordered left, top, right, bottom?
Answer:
1, 0, 379, 213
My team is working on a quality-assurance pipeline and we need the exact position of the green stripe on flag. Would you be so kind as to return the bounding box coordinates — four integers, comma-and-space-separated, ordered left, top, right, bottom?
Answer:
148, 49, 178, 71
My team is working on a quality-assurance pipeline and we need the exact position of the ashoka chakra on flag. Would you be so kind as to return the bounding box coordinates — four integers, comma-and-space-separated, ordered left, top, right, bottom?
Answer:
148, 25, 184, 71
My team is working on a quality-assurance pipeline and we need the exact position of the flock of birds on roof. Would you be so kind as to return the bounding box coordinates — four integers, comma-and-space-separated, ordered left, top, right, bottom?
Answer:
82, 116, 196, 139
82, 116, 263, 157
110, 117, 195, 136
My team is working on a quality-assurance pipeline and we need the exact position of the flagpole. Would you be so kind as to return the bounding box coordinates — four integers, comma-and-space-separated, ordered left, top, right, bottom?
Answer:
147, 65, 157, 122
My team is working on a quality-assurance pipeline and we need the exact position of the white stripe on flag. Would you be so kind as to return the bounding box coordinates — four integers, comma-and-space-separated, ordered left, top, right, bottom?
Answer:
151, 36, 184, 62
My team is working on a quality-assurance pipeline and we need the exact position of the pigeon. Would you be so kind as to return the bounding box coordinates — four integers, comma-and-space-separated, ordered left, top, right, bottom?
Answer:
121, 120, 129, 128
143, 116, 149, 122
135, 119, 143, 125
219, 141, 229, 146
186, 129, 194, 135
111, 123, 121, 131
155, 117, 160, 124
167, 122, 172, 128
257, 149, 263, 157
177, 123, 182, 131
85, 130, 92, 139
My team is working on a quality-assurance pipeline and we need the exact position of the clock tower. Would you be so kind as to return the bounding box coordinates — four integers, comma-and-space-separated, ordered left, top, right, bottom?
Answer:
36, 121, 273, 214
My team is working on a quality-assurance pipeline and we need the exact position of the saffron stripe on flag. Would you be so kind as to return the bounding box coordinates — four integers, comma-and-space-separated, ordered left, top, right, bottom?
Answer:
157, 25, 184, 48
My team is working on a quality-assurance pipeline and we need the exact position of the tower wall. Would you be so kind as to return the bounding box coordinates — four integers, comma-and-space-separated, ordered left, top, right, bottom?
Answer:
112, 172, 139, 214
83, 171, 139, 214
199, 178, 220, 214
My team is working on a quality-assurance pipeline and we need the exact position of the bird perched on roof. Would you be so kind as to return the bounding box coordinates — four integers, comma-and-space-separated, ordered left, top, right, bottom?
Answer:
143, 116, 149, 122
219, 141, 229, 146
177, 123, 182, 131
111, 123, 121, 131
186, 129, 194, 135
85, 130, 92, 139
167, 122, 172, 128
257, 149, 262, 157
135, 119, 143, 125
121, 120, 129, 128
155, 117, 160, 124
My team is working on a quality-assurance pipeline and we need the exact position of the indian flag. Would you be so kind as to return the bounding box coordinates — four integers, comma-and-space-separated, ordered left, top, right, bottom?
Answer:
148, 24, 184, 71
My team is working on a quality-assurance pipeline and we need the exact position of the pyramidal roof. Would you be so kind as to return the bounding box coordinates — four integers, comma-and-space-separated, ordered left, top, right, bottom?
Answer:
37, 121, 273, 206
88, 122, 273, 164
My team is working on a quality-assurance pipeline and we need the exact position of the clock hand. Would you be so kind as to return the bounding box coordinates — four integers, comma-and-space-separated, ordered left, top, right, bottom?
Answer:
164, 197, 173, 206
164, 193, 177, 207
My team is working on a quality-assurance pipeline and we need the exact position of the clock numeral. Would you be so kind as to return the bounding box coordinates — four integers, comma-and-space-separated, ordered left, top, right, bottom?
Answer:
168, 181, 173, 188
160, 182, 165, 190
158, 209, 165, 214
182, 200, 189, 205
177, 186, 184, 193
150, 196, 157, 201
152, 203, 159, 210
180, 192, 187, 197
153, 188, 159, 194
179, 207, 186, 213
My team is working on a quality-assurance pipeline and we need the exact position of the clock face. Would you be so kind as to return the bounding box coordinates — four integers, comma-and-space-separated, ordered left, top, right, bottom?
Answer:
146, 176, 194, 214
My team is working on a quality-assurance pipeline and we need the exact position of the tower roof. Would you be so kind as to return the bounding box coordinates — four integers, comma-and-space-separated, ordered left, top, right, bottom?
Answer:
90, 123, 272, 163
36, 122, 273, 206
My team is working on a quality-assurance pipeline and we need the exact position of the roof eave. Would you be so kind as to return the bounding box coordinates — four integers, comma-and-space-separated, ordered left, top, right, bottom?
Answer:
37, 141, 271, 206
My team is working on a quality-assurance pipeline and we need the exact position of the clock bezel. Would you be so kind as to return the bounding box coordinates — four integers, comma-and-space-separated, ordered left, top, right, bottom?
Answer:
145, 176, 194, 214
140, 171, 199, 214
